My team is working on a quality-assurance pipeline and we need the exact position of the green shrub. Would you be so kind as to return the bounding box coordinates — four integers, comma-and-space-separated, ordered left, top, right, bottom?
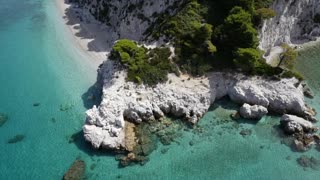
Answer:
255, 8, 275, 19
253, 8, 275, 25
278, 44, 298, 70
234, 48, 261, 73
220, 7, 259, 50
110, 39, 174, 85
281, 70, 304, 81
147, 0, 216, 75
254, 0, 274, 9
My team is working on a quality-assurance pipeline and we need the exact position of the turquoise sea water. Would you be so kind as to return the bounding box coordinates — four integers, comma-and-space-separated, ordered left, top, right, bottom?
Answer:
0, 0, 320, 179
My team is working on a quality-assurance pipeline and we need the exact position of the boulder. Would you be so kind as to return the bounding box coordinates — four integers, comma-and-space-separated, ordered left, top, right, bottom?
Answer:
303, 85, 314, 99
280, 114, 316, 134
239, 103, 268, 119
228, 78, 306, 115
283, 121, 303, 134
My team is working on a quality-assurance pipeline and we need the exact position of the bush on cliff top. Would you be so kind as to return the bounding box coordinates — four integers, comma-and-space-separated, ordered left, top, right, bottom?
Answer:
110, 39, 175, 85
147, 0, 216, 75
278, 43, 298, 70
109, 0, 300, 86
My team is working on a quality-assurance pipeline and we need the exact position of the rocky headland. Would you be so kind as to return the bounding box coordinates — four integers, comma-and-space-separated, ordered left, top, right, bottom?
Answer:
83, 60, 318, 165
63, 0, 320, 167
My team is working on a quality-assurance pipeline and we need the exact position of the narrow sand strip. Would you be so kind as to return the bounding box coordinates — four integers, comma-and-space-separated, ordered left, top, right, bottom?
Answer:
54, 0, 112, 68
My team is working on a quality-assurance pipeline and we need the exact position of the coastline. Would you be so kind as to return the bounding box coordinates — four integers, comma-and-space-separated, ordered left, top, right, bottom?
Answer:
295, 37, 320, 52
54, 0, 109, 69
262, 38, 320, 67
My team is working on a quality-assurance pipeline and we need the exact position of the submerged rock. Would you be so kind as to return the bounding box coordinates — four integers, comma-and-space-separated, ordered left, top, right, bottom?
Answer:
60, 104, 74, 112
161, 148, 169, 154
0, 113, 8, 127
90, 164, 96, 171
63, 159, 86, 180
118, 153, 149, 167
297, 155, 320, 170
230, 112, 241, 120
33, 103, 40, 107
239, 103, 268, 120
293, 134, 315, 152
7, 134, 25, 144
240, 129, 252, 136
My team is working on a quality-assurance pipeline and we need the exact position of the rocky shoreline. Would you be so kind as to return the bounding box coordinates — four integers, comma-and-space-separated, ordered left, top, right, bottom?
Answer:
64, 0, 320, 168
82, 60, 319, 166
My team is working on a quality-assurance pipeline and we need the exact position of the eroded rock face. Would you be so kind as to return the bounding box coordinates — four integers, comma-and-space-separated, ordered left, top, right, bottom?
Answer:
260, 0, 320, 51
239, 103, 268, 120
75, 0, 181, 42
83, 60, 314, 150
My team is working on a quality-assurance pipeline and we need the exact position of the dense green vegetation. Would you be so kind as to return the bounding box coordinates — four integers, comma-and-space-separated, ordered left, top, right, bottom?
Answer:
146, 0, 216, 75
110, 0, 302, 85
144, 0, 281, 77
110, 39, 176, 85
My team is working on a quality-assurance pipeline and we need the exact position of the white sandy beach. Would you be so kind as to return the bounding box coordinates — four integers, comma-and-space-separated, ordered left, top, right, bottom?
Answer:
54, 0, 112, 68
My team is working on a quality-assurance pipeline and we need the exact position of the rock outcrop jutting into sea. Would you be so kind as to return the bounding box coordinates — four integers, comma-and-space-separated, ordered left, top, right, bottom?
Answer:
75, 0, 319, 153
83, 60, 314, 150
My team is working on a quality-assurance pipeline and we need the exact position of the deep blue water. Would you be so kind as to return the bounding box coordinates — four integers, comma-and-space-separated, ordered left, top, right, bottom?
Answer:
0, 0, 320, 179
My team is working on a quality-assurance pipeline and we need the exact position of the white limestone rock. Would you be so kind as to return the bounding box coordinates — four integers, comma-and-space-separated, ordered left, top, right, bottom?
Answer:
228, 77, 306, 114
83, 60, 313, 150
280, 114, 316, 134
239, 103, 268, 120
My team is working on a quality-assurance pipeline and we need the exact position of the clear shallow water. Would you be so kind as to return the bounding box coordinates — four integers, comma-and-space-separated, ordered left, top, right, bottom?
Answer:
0, 0, 320, 179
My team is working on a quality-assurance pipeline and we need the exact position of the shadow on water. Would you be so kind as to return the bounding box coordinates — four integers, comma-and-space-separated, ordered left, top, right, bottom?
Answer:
81, 81, 102, 109
70, 131, 117, 158
62, 0, 118, 109
209, 96, 240, 112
